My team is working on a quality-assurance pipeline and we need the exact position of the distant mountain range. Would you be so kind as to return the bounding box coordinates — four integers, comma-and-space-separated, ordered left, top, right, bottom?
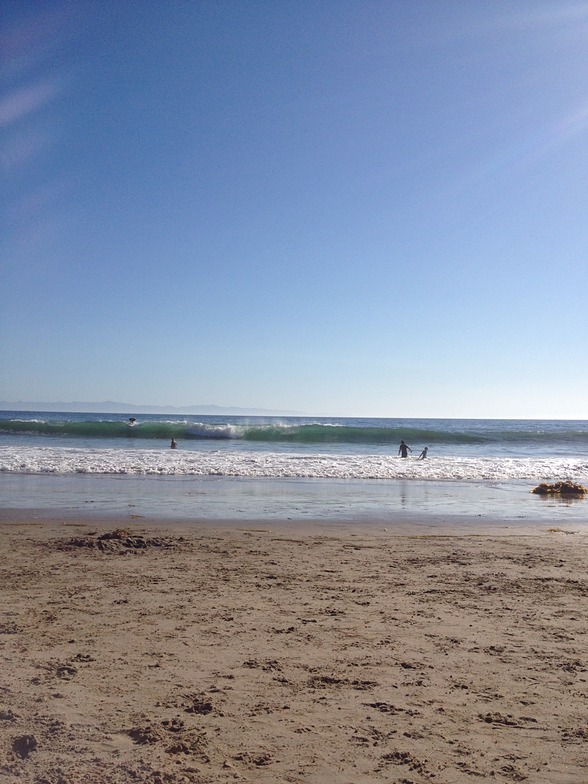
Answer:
0, 400, 304, 416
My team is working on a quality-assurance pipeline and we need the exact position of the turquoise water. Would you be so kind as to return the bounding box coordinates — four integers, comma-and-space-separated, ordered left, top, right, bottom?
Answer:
2, 411, 588, 456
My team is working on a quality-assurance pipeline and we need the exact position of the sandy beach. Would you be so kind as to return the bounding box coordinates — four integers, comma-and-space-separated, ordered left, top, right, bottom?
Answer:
1, 519, 587, 783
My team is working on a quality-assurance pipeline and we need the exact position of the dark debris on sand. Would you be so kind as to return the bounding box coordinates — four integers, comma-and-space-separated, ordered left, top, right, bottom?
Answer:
56, 528, 187, 553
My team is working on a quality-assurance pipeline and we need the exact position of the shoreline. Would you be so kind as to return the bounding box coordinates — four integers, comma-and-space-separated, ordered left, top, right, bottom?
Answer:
2, 472, 588, 533
1, 521, 587, 783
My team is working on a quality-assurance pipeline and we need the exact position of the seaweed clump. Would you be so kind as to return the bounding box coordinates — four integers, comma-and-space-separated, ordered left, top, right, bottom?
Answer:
532, 481, 587, 497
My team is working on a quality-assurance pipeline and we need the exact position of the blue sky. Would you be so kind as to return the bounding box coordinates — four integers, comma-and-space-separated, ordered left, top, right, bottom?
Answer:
2, 1, 587, 418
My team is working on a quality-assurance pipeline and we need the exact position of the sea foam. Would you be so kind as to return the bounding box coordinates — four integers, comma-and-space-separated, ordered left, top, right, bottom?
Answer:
1, 445, 586, 482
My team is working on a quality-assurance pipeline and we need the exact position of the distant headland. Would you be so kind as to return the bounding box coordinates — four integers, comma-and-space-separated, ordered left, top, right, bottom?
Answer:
0, 401, 305, 416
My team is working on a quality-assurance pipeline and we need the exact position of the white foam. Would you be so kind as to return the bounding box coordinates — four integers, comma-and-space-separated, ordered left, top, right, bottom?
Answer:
0, 445, 586, 482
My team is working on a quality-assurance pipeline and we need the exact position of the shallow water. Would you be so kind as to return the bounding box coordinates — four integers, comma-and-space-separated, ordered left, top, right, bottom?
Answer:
1, 473, 587, 533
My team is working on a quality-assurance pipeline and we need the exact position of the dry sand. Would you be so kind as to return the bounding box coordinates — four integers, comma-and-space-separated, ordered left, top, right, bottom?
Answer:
1, 520, 587, 783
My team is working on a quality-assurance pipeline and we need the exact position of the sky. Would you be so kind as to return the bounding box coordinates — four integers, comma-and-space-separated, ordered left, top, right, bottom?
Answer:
2, 0, 587, 418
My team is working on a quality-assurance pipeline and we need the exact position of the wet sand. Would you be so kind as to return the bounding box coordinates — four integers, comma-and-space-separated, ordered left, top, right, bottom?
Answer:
1, 518, 587, 783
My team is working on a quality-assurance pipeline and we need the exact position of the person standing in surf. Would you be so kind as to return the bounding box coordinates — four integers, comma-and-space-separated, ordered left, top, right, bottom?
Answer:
398, 440, 412, 458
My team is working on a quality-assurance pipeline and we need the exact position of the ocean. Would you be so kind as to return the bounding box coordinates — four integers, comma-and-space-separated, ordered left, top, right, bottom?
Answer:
1, 411, 587, 529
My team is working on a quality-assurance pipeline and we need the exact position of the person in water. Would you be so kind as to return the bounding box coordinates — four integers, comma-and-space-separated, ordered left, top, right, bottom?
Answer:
170, 438, 177, 449
417, 446, 428, 460
398, 440, 412, 458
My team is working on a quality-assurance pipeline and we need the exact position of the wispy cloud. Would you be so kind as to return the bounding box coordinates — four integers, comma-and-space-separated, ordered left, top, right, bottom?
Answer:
0, 79, 63, 128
